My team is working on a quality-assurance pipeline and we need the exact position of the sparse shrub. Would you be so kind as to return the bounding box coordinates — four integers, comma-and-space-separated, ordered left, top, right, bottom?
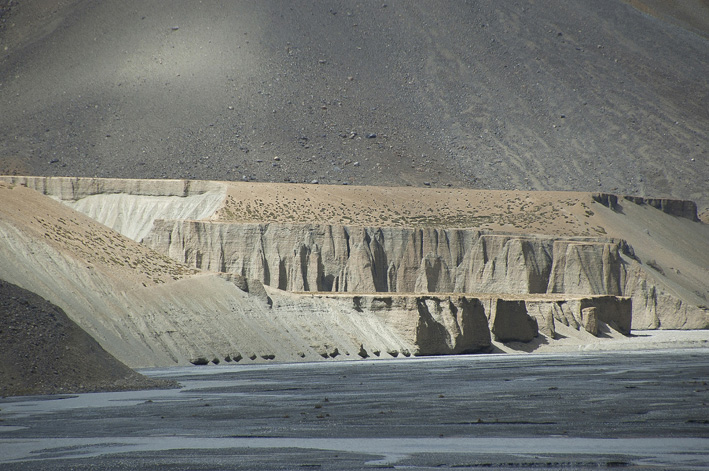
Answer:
646, 259, 665, 275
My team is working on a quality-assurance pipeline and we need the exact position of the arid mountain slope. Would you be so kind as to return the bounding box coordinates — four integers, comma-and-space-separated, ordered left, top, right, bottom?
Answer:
626, 0, 709, 39
0, 0, 707, 211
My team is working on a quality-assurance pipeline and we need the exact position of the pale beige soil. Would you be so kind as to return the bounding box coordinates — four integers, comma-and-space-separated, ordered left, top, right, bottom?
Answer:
215, 182, 611, 237
0, 181, 198, 286
495, 328, 709, 354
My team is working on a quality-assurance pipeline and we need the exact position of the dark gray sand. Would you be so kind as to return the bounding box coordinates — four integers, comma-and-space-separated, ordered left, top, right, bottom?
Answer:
1, 0, 707, 212
0, 280, 177, 396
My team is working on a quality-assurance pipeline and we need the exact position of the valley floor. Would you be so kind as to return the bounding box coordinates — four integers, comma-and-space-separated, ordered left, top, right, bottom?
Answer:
1, 349, 708, 470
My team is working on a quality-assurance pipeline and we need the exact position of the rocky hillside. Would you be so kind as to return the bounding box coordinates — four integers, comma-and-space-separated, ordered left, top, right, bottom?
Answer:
0, 0, 707, 213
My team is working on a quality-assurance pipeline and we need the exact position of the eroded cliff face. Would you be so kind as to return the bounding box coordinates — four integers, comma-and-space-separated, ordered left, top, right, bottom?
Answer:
3, 177, 706, 336
0, 200, 631, 366
143, 220, 709, 330
298, 292, 633, 357
351, 295, 491, 356
0, 176, 226, 242
623, 265, 709, 330
144, 222, 626, 295
0, 180, 637, 366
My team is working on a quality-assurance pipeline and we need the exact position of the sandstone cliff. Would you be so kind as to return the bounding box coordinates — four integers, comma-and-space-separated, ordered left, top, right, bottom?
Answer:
593, 193, 700, 222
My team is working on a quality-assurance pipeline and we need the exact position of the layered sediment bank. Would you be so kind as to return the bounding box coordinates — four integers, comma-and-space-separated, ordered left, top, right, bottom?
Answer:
1, 177, 707, 369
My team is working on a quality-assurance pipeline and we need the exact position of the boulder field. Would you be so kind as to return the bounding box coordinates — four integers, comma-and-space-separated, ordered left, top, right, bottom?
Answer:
0, 177, 707, 368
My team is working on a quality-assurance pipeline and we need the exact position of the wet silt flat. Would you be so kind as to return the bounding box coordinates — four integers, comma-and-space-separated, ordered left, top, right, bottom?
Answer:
1, 349, 708, 470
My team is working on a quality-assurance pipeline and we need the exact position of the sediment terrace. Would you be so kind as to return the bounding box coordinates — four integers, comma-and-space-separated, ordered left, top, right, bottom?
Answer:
1, 176, 707, 367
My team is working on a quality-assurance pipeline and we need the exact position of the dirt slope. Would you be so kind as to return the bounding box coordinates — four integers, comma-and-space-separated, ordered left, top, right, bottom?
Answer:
0, 279, 176, 397
1, 0, 707, 211
213, 182, 610, 236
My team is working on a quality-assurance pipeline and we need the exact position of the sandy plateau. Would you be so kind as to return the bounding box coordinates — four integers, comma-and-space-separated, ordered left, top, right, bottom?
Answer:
0, 176, 707, 395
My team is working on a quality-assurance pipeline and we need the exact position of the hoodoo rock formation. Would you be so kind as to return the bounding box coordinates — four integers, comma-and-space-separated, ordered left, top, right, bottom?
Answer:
139, 221, 705, 330
1, 177, 707, 368
142, 222, 627, 296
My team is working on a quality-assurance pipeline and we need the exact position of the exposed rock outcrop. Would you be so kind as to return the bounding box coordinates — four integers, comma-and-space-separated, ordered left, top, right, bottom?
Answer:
2, 177, 706, 338
352, 296, 492, 355
141, 220, 672, 328
1, 176, 226, 242
578, 297, 632, 335
623, 196, 699, 222
1, 175, 223, 200
515, 295, 633, 338
592, 193, 619, 210
453, 235, 554, 294
581, 307, 599, 335
593, 192, 701, 221
144, 221, 628, 298
546, 241, 623, 296
488, 300, 538, 343
623, 264, 709, 330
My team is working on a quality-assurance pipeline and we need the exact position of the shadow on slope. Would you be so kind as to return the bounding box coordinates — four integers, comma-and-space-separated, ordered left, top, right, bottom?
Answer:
0, 279, 177, 397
